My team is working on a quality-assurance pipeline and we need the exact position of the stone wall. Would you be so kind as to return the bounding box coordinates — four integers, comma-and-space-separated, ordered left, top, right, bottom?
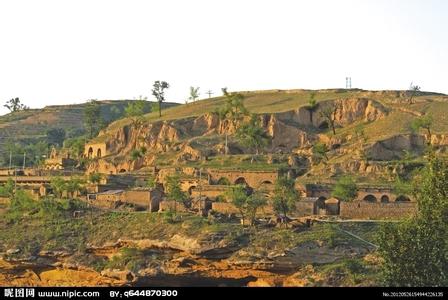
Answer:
158, 201, 189, 212
340, 202, 417, 220
207, 169, 279, 188
191, 185, 231, 199
123, 189, 162, 212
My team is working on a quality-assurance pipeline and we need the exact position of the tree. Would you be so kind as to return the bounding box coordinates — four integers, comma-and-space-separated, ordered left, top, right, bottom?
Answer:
217, 89, 248, 155
125, 100, 146, 148
46, 128, 66, 147
377, 155, 448, 286
225, 184, 249, 225
188, 86, 200, 104
236, 114, 270, 163
4, 97, 28, 112
331, 176, 357, 202
312, 142, 329, 163
88, 172, 102, 184
50, 176, 66, 198
411, 114, 433, 139
147, 174, 157, 189
64, 137, 85, 158
65, 177, 84, 198
125, 100, 146, 129
407, 84, 421, 105
0, 178, 15, 198
246, 192, 268, 226
165, 175, 188, 215
319, 102, 339, 135
84, 100, 102, 138
306, 92, 318, 124
130, 149, 144, 161
272, 176, 299, 222
152, 81, 170, 117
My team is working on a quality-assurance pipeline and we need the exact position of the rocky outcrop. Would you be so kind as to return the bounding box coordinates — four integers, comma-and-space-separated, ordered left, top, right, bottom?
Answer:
366, 134, 426, 161
266, 114, 313, 152
86, 98, 391, 173
295, 98, 388, 128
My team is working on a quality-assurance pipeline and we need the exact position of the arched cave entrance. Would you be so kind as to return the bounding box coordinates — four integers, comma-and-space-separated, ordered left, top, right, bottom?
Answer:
315, 196, 327, 215
88, 147, 93, 159
318, 121, 329, 130
258, 180, 273, 189
363, 194, 377, 202
395, 195, 411, 202
381, 195, 390, 203
119, 168, 127, 174
97, 148, 102, 158
235, 177, 248, 186
188, 186, 197, 195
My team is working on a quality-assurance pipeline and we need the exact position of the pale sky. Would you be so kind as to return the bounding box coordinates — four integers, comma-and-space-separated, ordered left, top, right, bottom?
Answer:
0, 0, 446, 115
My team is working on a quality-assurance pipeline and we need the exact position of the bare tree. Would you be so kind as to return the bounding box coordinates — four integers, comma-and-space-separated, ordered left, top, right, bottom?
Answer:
407, 83, 421, 105
319, 101, 339, 135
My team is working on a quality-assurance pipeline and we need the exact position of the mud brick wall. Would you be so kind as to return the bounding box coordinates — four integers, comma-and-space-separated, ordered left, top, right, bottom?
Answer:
158, 200, 189, 212
340, 202, 417, 219
212, 202, 274, 216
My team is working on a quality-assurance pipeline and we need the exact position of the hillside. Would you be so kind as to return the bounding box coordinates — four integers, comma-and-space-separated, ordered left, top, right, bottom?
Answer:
86, 89, 448, 183
0, 100, 179, 165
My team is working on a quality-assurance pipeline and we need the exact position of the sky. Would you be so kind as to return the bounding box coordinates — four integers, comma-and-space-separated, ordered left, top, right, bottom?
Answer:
0, 0, 447, 115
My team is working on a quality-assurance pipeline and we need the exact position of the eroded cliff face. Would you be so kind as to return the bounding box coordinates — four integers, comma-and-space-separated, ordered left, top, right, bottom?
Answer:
87, 98, 389, 173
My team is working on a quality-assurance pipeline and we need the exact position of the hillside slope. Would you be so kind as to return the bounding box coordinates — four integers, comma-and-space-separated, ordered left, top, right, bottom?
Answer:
0, 100, 179, 165
85, 89, 448, 182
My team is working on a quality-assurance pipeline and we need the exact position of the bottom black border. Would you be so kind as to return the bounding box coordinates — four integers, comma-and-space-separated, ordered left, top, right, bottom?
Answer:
1, 287, 446, 299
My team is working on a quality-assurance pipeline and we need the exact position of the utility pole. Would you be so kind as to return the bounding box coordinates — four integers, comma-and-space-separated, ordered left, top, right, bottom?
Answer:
8, 151, 12, 175
22, 152, 26, 170
225, 134, 228, 155
346, 77, 352, 89
206, 90, 214, 98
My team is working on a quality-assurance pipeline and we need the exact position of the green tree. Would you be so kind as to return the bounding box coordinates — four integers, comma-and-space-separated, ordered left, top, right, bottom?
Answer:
152, 81, 170, 117
236, 114, 270, 163
50, 176, 66, 198
225, 184, 249, 225
125, 100, 146, 148
306, 92, 318, 124
331, 176, 357, 202
272, 176, 299, 221
165, 175, 188, 215
84, 100, 102, 138
377, 155, 448, 286
217, 90, 248, 155
4, 97, 28, 112
411, 114, 433, 138
0, 178, 15, 198
130, 149, 143, 161
312, 142, 329, 163
46, 128, 66, 147
64, 137, 85, 158
188, 86, 200, 104
66, 177, 84, 198
125, 100, 146, 129
147, 174, 157, 189
88, 172, 103, 184
246, 191, 268, 226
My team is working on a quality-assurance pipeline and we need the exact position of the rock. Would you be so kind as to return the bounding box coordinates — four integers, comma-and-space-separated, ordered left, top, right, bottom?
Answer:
366, 134, 426, 161
101, 269, 136, 282
6, 249, 20, 255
